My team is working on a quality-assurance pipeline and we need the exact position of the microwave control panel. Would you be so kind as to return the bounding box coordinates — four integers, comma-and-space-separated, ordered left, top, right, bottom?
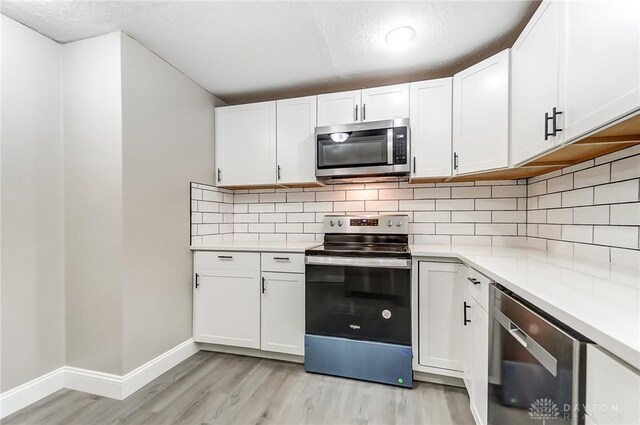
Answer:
393, 127, 408, 164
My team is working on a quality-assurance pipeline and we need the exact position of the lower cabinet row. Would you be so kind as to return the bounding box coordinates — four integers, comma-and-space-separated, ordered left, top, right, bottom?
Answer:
193, 251, 305, 356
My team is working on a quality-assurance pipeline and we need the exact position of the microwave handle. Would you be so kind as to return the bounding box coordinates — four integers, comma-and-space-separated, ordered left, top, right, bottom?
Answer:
387, 129, 394, 165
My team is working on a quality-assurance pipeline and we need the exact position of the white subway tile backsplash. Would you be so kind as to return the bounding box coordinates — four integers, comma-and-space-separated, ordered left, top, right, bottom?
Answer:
573, 164, 610, 189
573, 205, 609, 225
436, 199, 474, 211
610, 203, 640, 225
452, 211, 491, 223
378, 189, 413, 200
562, 188, 594, 207
451, 186, 491, 199
191, 149, 639, 266
414, 187, 451, 199
346, 190, 378, 201
594, 180, 639, 204
593, 226, 639, 249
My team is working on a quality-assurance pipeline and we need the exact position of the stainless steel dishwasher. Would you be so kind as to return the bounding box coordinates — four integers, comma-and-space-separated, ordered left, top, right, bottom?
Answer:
488, 283, 589, 425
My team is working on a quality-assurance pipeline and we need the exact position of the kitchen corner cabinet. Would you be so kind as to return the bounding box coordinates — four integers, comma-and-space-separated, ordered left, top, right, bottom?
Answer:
193, 252, 261, 348
215, 101, 276, 186
317, 84, 409, 126
510, 0, 563, 166
418, 262, 463, 371
276, 96, 317, 185
409, 78, 453, 178
561, 0, 640, 142
453, 49, 510, 175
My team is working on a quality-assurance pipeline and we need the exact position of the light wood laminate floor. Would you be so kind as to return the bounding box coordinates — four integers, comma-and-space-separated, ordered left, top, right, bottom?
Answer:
4, 351, 474, 425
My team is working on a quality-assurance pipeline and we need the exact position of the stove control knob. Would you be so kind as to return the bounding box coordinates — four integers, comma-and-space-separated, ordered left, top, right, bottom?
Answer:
329, 220, 335, 227
387, 219, 393, 227
338, 219, 343, 227
396, 220, 402, 227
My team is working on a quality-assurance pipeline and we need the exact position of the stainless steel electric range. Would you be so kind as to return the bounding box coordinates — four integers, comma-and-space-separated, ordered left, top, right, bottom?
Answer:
304, 214, 413, 388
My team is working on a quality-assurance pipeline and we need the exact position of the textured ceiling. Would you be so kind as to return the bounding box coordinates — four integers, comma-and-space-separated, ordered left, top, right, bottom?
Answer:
1, 1, 538, 104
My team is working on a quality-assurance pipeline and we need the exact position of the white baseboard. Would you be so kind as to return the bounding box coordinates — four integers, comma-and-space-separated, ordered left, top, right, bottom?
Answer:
0, 338, 198, 419
0, 367, 65, 419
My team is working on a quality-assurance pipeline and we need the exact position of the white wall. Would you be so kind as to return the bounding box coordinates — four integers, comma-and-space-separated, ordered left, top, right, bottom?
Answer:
120, 33, 219, 373
0, 15, 65, 392
63, 32, 124, 375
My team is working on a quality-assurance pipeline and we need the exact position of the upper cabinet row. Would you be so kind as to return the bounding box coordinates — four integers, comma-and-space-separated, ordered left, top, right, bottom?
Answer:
511, 0, 640, 165
215, 0, 639, 188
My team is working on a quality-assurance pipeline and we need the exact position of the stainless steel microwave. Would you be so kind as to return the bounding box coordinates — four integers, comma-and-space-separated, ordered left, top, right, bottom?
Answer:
315, 118, 410, 180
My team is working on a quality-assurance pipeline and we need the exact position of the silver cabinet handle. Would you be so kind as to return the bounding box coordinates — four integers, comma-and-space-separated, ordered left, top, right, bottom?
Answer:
217, 255, 233, 260
494, 309, 558, 377
273, 257, 290, 261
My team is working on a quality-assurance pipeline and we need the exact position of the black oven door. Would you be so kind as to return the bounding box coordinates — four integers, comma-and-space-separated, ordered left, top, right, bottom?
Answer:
305, 257, 411, 346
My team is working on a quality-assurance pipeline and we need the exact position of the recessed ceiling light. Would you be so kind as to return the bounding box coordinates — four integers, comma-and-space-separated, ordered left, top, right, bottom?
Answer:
385, 26, 416, 48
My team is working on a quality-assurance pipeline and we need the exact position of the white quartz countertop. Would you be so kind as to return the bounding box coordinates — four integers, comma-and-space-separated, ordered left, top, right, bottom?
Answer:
410, 244, 640, 370
191, 240, 321, 253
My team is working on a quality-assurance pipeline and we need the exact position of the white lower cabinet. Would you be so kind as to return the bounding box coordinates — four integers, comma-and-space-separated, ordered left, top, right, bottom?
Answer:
418, 262, 463, 371
586, 345, 640, 425
463, 268, 489, 425
193, 251, 305, 356
193, 269, 261, 349
260, 272, 305, 355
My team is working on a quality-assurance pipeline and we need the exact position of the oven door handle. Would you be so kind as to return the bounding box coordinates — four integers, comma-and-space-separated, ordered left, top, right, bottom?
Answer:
494, 309, 558, 377
387, 129, 394, 165
305, 256, 411, 269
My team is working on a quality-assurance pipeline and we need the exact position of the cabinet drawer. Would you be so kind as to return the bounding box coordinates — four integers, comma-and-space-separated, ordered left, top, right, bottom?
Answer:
467, 268, 490, 312
261, 253, 305, 273
195, 251, 260, 272
586, 345, 640, 425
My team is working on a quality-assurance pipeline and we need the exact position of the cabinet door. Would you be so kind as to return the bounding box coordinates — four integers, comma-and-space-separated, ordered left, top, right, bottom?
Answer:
418, 262, 462, 371
215, 101, 276, 186
317, 90, 361, 126
361, 83, 410, 122
511, 1, 562, 166
470, 298, 489, 425
193, 270, 261, 348
409, 79, 453, 178
260, 272, 305, 355
453, 50, 510, 175
276, 96, 317, 185
561, 0, 640, 142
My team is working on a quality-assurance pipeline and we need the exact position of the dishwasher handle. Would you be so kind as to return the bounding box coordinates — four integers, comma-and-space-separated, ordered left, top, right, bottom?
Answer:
494, 309, 558, 377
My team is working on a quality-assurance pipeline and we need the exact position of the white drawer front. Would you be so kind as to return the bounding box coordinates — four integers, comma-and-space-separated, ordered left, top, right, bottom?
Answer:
467, 267, 490, 312
195, 251, 260, 272
261, 252, 305, 273
586, 345, 640, 425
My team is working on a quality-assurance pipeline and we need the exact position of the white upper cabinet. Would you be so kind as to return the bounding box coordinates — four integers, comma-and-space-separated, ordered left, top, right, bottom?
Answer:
511, 1, 563, 166
409, 78, 453, 178
561, 0, 640, 142
215, 101, 276, 186
361, 84, 410, 122
317, 84, 409, 126
276, 96, 317, 185
317, 90, 361, 126
453, 49, 510, 175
